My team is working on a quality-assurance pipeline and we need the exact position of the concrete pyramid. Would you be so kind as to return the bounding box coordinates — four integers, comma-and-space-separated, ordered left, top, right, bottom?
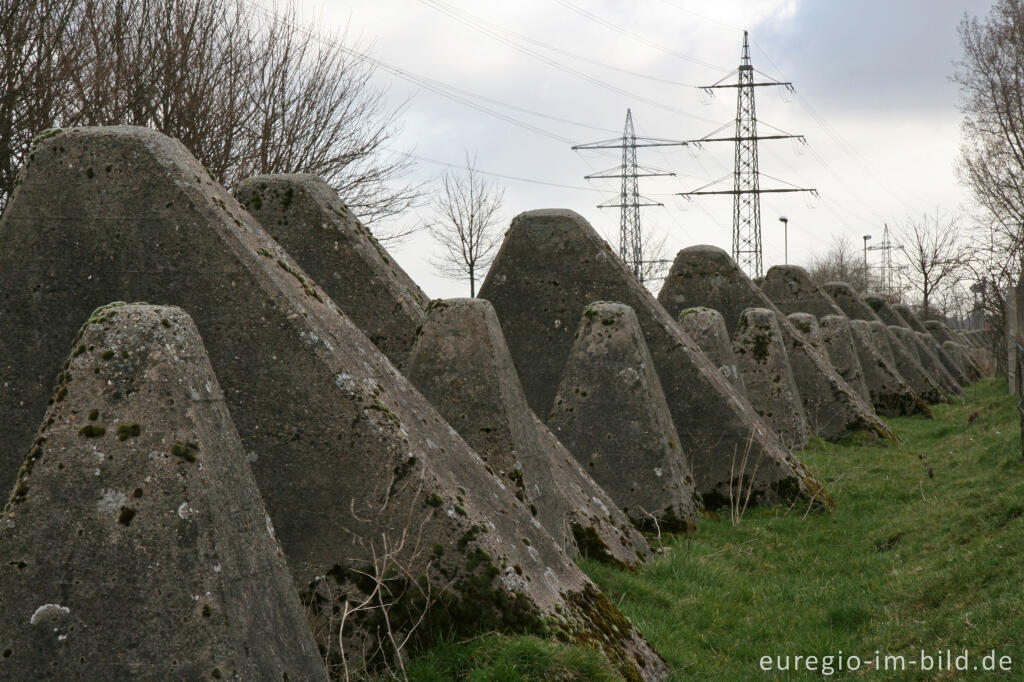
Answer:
950, 328, 993, 376
925, 319, 963, 347
821, 281, 885, 322
761, 264, 848, 318
1, 304, 325, 680
790, 312, 870, 404
814, 315, 873, 406
943, 339, 983, 381
891, 303, 929, 333
405, 297, 650, 568
732, 308, 810, 450
677, 306, 746, 394
657, 246, 895, 442
894, 306, 976, 379
479, 210, 830, 511
862, 294, 910, 327
234, 174, 427, 369
532, 414, 655, 566
824, 282, 947, 403
861, 294, 961, 395
889, 324, 962, 396
867, 320, 946, 403
0, 128, 666, 679
892, 303, 972, 386
548, 302, 699, 531
757, 268, 924, 414
920, 330, 974, 385
847, 319, 932, 417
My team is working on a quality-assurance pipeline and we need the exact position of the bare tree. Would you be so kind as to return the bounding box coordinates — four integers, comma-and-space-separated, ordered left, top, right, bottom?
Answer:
804, 234, 874, 292
638, 229, 672, 289
1, 0, 418, 227
896, 211, 973, 318
953, 1, 1024, 370
0, 0, 85, 213
955, 0, 1024, 265
428, 155, 505, 297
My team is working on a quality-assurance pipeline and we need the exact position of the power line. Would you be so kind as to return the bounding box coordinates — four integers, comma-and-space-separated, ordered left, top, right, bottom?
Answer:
242, 0, 588, 145
416, 0, 717, 123
416, 0, 701, 88
395, 150, 603, 192
550, 0, 728, 72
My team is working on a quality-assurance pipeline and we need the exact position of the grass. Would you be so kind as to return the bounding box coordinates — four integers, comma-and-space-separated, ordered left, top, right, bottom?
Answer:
400, 378, 1024, 680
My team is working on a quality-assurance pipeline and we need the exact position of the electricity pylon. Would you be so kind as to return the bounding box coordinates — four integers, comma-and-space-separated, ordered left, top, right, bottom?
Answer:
573, 109, 686, 283
867, 223, 903, 297
678, 30, 815, 278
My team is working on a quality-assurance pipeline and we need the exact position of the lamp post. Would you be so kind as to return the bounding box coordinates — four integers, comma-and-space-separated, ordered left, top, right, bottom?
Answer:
779, 216, 789, 264
863, 234, 872, 289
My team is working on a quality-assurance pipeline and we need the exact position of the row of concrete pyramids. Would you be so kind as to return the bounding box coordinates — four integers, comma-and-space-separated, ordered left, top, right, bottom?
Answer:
0, 126, 990, 679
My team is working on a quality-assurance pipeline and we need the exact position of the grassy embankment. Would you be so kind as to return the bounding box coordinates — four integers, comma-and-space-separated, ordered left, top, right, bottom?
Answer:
403, 378, 1023, 680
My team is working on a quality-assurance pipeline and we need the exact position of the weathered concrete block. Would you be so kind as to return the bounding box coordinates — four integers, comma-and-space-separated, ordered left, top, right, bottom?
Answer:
892, 303, 929, 334
790, 312, 870, 404
234, 174, 426, 369
847, 319, 931, 417
1, 304, 326, 680
862, 294, 911, 328
889, 324, 962, 396
893, 303, 972, 385
405, 297, 650, 569
532, 414, 654, 567
943, 340, 982, 382
761, 265, 847, 318
861, 295, 961, 394
919, 330, 973, 385
677, 306, 745, 394
867, 320, 945, 404
925, 319, 962, 347
824, 282, 948, 404
0, 128, 666, 679
548, 302, 699, 531
821, 281, 881, 322
658, 246, 894, 442
960, 330, 995, 375
732, 308, 810, 450
479, 210, 830, 511
814, 315, 871, 405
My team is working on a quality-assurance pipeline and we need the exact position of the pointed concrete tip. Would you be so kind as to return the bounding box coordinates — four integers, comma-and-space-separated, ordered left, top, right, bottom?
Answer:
761, 266, 846, 319
673, 244, 735, 271
677, 307, 744, 393
510, 208, 589, 230
679, 244, 730, 258
234, 172, 427, 368
823, 281, 855, 295
766, 264, 813, 280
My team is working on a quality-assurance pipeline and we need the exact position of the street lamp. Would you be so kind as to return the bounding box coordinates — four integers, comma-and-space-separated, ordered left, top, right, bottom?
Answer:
779, 216, 789, 264
863, 234, 872, 289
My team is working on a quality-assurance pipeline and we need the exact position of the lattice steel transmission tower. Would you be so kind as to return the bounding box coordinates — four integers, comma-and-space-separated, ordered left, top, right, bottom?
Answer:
679, 31, 816, 277
573, 109, 686, 283
867, 223, 904, 297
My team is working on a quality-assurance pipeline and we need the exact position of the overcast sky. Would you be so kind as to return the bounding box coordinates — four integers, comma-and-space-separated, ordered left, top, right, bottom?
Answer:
289, 0, 993, 298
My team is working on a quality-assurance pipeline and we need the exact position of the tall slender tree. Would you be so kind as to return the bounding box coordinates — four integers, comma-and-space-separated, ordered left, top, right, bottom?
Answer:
428, 155, 505, 297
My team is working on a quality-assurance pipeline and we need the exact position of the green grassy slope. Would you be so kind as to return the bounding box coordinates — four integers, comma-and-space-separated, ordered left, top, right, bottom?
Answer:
402, 378, 1023, 680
